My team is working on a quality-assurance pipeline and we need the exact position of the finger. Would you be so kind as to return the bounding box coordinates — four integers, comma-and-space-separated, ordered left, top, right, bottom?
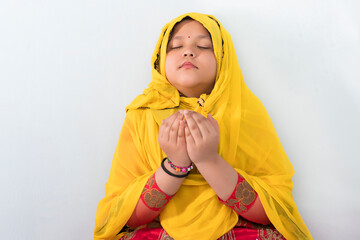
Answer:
192, 112, 212, 134
178, 119, 186, 145
158, 120, 164, 143
169, 112, 182, 143
184, 121, 195, 145
162, 112, 180, 141
159, 119, 168, 140
184, 110, 202, 139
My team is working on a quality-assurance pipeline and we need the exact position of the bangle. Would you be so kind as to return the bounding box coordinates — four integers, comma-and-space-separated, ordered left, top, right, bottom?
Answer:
161, 158, 190, 178
166, 157, 193, 172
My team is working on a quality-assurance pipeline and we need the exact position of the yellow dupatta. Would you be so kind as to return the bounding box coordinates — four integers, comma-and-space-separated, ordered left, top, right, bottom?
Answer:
94, 12, 313, 240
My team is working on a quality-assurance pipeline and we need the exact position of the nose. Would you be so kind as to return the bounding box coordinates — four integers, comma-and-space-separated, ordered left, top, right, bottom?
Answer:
184, 52, 194, 57
183, 48, 195, 57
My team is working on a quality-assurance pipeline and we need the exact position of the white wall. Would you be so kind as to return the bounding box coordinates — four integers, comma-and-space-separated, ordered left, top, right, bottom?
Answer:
0, 1, 359, 239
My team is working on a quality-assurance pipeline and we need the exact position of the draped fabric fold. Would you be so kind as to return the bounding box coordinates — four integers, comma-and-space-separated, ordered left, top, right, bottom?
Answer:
94, 12, 312, 240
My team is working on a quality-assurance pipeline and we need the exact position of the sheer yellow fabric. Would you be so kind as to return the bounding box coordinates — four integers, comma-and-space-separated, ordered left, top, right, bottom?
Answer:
94, 12, 313, 240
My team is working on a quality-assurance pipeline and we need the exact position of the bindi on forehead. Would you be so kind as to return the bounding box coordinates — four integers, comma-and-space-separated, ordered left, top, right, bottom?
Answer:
173, 35, 210, 40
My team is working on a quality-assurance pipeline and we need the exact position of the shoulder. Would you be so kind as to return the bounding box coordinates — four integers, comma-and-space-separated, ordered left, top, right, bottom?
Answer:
124, 109, 156, 129
125, 109, 154, 121
125, 109, 146, 120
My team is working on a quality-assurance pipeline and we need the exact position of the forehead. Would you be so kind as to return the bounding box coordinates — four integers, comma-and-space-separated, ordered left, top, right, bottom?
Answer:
170, 19, 211, 40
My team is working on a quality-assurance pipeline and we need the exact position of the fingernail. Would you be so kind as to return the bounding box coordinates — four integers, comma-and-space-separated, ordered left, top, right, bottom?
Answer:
184, 110, 189, 115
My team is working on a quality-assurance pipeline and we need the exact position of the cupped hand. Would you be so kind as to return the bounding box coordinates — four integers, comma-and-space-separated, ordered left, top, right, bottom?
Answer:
158, 110, 191, 167
184, 110, 220, 164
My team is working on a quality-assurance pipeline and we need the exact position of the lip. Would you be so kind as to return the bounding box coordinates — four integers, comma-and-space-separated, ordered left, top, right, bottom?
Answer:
180, 61, 197, 69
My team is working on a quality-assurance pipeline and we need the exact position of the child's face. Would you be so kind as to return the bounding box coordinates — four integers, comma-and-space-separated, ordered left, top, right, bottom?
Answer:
165, 20, 217, 98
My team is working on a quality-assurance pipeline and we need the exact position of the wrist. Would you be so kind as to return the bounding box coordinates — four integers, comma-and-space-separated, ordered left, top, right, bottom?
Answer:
192, 153, 220, 166
164, 159, 192, 175
155, 165, 185, 196
166, 156, 191, 168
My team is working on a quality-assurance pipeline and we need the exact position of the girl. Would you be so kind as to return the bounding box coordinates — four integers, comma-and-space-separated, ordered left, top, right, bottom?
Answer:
94, 13, 312, 240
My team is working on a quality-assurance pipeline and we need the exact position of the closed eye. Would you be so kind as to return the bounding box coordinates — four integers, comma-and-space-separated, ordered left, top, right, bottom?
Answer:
198, 46, 211, 49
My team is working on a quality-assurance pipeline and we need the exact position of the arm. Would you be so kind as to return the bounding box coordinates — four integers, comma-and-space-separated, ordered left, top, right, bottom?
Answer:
195, 155, 270, 225
126, 161, 186, 227
127, 111, 191, 227
184, 110, 270, 225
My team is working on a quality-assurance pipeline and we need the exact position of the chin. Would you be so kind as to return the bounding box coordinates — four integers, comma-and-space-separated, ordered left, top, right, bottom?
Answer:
177, 76, 201, 86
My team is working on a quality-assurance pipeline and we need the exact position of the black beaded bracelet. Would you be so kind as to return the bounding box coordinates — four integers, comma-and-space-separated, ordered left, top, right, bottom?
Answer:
161, 158, 190, 178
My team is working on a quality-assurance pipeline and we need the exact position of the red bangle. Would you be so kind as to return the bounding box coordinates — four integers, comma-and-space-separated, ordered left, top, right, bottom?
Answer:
218, 173, 258, 214
140, 174, 174, 211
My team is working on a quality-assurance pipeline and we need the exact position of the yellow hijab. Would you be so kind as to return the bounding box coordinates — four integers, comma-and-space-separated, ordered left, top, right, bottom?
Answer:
94, 12, 312, 240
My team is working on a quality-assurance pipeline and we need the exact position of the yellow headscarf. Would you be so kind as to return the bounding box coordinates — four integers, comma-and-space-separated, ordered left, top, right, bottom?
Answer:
94, 12, 313, 240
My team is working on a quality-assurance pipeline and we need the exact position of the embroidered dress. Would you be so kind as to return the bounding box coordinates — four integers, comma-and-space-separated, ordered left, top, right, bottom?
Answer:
94, 12, 312, 240
120, 174, 285, 239
119, 217, 286, 240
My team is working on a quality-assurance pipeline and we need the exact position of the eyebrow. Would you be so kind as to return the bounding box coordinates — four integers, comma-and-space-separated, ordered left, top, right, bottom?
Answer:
172, 35, 211, 40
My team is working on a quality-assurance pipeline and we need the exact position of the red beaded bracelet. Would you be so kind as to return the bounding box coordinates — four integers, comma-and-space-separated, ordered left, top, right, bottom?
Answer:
165, 157, 193, 172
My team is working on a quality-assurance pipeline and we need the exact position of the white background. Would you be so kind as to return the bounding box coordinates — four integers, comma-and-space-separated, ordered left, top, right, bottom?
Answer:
1, 1, 359, 239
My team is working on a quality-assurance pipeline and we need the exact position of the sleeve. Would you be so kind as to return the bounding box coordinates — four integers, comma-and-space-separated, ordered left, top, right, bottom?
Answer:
140, 174, 174, 212
218, 172, 258, 214
94, 112, 154, 240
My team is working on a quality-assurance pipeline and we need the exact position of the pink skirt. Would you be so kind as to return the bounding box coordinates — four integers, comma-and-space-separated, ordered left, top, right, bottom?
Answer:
119, 216, 285, 240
